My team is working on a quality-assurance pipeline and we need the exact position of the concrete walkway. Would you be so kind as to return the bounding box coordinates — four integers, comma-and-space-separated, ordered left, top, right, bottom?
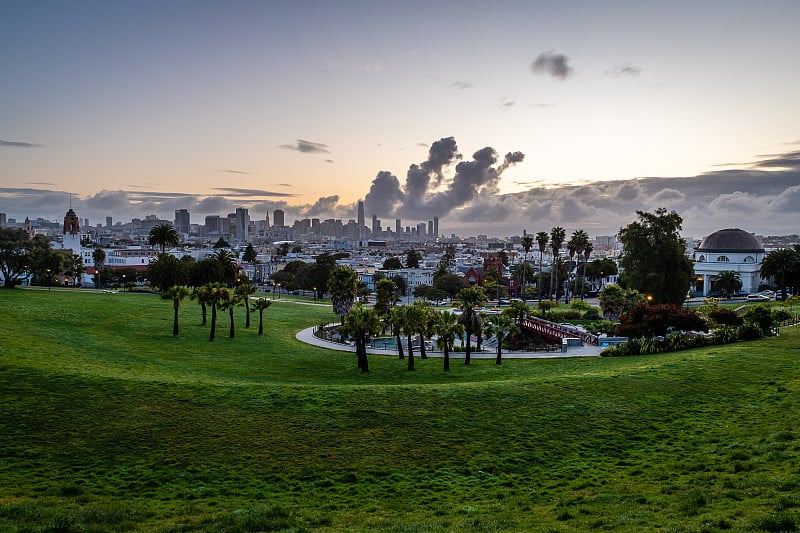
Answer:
295, 326, 603, 359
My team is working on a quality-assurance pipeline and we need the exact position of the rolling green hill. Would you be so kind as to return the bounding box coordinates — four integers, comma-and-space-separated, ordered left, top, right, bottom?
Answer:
1, 288, 799, 532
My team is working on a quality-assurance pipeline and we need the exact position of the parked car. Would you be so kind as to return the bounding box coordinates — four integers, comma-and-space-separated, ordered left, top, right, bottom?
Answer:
746, 293, 770, 302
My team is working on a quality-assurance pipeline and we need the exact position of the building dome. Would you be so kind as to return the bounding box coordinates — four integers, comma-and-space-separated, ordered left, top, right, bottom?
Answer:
697, 228, 763, 252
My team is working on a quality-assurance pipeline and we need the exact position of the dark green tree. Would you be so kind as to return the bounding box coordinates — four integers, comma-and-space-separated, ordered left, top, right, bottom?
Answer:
147, 253, 188, 292
374, 278, 399, 318
253, 297, 272, 335
760, 248, 800, 301
714, 270, 742, 298
456, 286, 487, 364
382, 256, 403, 270
618, 208, 694, 305
92, 246, 106, 289
242, 243, 258, 263
0, 228, 30, 288
535, 231, 549, 304
405, 248, 422, 268
162, 285, 191, 337
328, 266, 358, 323
148, 223, 180, 253
341, 304, 381, 372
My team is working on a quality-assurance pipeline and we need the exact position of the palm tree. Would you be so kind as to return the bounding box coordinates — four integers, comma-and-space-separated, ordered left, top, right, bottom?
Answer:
191, 285, 210, 325
235, 282, 257, 328
402, 304, 422, 369
536, 231, 549, 304
217, 290, 238, 338
550, 227, 566, 302
389, 306, 406, 359
252, 297, 273, 335
328, 266, 358, 324
484, 314, 518, 365
203, 283, 228, 341
147, 253, 188, 293
714, 270, 742, 298
92, 247, 106, 289
434, 310, 463, 372
342, 304, 381, 372
213, 249, 239, 287
581, 242, 593, 300
456, 286, 487, 365
511, 262, 535, 302
520, 235, 533, 302
162, 285, 191, 337
760, 248, 800, 301
412, 301, 433, 359
148, 223, 180, 254
504, 300, 529, 324
569, 230, 589, 302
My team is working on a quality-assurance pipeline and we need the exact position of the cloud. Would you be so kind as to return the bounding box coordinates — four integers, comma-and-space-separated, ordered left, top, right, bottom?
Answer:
212, 187, 298, 198
608, 63, 642, 77
0, 139, 44, 148
325, 159, 334, 163
451, 81, 473, 90
529, 103, 555, 108
278, 139, 330, 154
531, 51, 573, 80
499, 97, 515, 110
221, 169, 249, 174
302, 195, 340, 217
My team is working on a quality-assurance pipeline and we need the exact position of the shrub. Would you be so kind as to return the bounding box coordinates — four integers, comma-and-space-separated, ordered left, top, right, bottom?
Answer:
709, 309, 743, 327
585, 320, 616, 335
582, 307, 601, 320
617, 304, 708, 338
772, 308, 793, 324
569, 300, 591, 311
712, 325, 739, 344
745, 305, 774, 336
738, 321, 764, 340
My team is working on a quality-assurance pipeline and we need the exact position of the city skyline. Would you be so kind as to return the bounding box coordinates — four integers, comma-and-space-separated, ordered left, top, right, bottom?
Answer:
2, 1, 799, 236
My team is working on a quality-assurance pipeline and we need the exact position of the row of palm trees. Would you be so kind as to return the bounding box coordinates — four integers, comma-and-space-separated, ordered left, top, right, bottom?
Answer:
341, 285, 524, 372
525, 228, 592, 304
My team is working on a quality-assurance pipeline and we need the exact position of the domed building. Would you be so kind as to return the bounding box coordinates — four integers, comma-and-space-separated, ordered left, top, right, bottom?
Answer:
692, 228, 764, 296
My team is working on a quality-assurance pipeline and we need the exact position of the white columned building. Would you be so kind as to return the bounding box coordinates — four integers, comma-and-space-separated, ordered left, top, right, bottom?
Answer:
692, 228, 764, 296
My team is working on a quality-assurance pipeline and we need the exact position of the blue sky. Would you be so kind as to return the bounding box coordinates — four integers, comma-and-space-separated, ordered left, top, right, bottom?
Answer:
2, 0, 799, 236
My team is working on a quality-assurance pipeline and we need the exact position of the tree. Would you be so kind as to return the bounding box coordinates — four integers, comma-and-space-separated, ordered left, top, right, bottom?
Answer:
511, 262, 535, 300
252, 298, 273, 335
549, 227, 566, 302
382, 256, 403, 270
213, 249, 239, 287
65, 254, 85, 287
598, 284, 645, 322
147, 253, 188, 293
390, 274, 407, 297
148, 223, 180, 254
456, 286, 487, 364
412, 301, 434, 359
203, 283, 229, 341
328, 266, 358, 324
218, 290, 238, 338
242, 243, 258, 263
438, 245, 456, 272
483, 314, 518, 365
714, 270, 742, 298
214, 237, 230, 249
374, 278, 399, 318
235, 282, 257, 328
92, 246, 106, 289
618, 208, 694, 305
503, 300, 529, 323
568, 229, 589, 302
760, 248, 800, 301
405, 248, 422, 268
389, 306, 406, 359
616, 304, 708, 338
433, 270, 465, 299
191, 285, 210, 325
0, 228, 30, 288
190, 258, 220, 288
536, 231, 549, 304
434, 310, 463, 371
581, 242, 593, 299
584, 258, 617, 286
402, 304, 424, 368
342, 304, 381, 372
162, 285, 191, 337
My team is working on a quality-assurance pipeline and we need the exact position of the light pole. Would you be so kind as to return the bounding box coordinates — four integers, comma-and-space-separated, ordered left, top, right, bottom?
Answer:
45, 268, 51, 291
313, 286, 317, 302
122, 273, 126, 293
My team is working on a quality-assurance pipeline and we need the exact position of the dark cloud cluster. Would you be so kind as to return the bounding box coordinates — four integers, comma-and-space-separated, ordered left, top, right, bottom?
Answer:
531, 51, 573, 80
363, 137, 524, 220
1, 139, 44, 148
279, 139, 330, 154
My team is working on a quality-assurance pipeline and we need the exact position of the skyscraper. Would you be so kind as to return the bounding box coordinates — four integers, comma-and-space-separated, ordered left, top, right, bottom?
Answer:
106, 216, 112, 228
372, 214, 380, 236
273, 209, 285, 228
395, 219, 401, 235
174, 209, 190, 235
357, 201, 365, 228
235, 207, 249, 242
427, 220, 433, 237
433, 216, 438, 239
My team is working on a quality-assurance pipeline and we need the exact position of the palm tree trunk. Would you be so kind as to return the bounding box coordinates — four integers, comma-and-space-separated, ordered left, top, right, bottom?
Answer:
395, 331, 404, 359
465, 328, 472, 365
407, 340, 415, 371
258, 309, 264, 335
173, 302, 180, 337
407, 333, 414, 358
229, 308, 235, 338
359, 338, 369, 372
209, 306, 217, 341
245, 305, 251, 328
201, 302, 207, 325
419, 333, 427, 359
443, 343, 450, 371
496, 337, 502, 365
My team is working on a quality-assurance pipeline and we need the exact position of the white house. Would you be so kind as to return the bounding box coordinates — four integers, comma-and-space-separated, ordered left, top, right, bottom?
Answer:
692, 228, 764, 296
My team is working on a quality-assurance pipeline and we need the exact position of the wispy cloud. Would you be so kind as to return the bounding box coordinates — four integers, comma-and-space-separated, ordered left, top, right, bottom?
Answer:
212, 187, 298, 198
0, 139, 44, 148
499, 97, 515, 111
278, 139, 330, 154
531, 51, 573, 80
607, 63, 642, 77
451, 80, 473, 90
221, 169, 249, 174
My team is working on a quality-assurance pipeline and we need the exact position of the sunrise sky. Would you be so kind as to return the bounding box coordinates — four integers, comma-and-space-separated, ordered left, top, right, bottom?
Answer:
2, 0, 799, 237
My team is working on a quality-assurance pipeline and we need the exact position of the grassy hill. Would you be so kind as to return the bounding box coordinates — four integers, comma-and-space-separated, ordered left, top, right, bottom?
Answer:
1, 288, 799, 532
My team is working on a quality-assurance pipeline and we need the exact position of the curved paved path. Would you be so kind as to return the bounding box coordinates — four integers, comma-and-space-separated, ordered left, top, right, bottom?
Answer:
295, 326, 603, 359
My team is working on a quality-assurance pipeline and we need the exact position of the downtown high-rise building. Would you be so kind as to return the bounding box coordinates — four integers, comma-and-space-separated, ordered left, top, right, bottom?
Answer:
395, 219, 401, 235
235, 207, 249, 242
357, 201, 365, 228
372, 214, 380, 236
106, 216, 112, 228
174, 209, 190, 235
433, 216, 438, 239
273, 209, 285, 228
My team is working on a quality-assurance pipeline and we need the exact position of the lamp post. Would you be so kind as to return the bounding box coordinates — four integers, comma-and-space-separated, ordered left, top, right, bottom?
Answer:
122, 273, 126, 293
313, 286, 317, 302
45, 268, 51, 291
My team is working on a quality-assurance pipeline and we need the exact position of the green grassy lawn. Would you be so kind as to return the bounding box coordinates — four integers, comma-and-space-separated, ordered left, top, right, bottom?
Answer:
1, 289, 799, 532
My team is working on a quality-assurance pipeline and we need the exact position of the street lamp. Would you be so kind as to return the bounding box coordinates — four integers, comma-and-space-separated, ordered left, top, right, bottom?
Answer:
646, 294, 653, 304
122, 273, 126, 293
313, 286, 317, 302
45, 268, 51, 291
